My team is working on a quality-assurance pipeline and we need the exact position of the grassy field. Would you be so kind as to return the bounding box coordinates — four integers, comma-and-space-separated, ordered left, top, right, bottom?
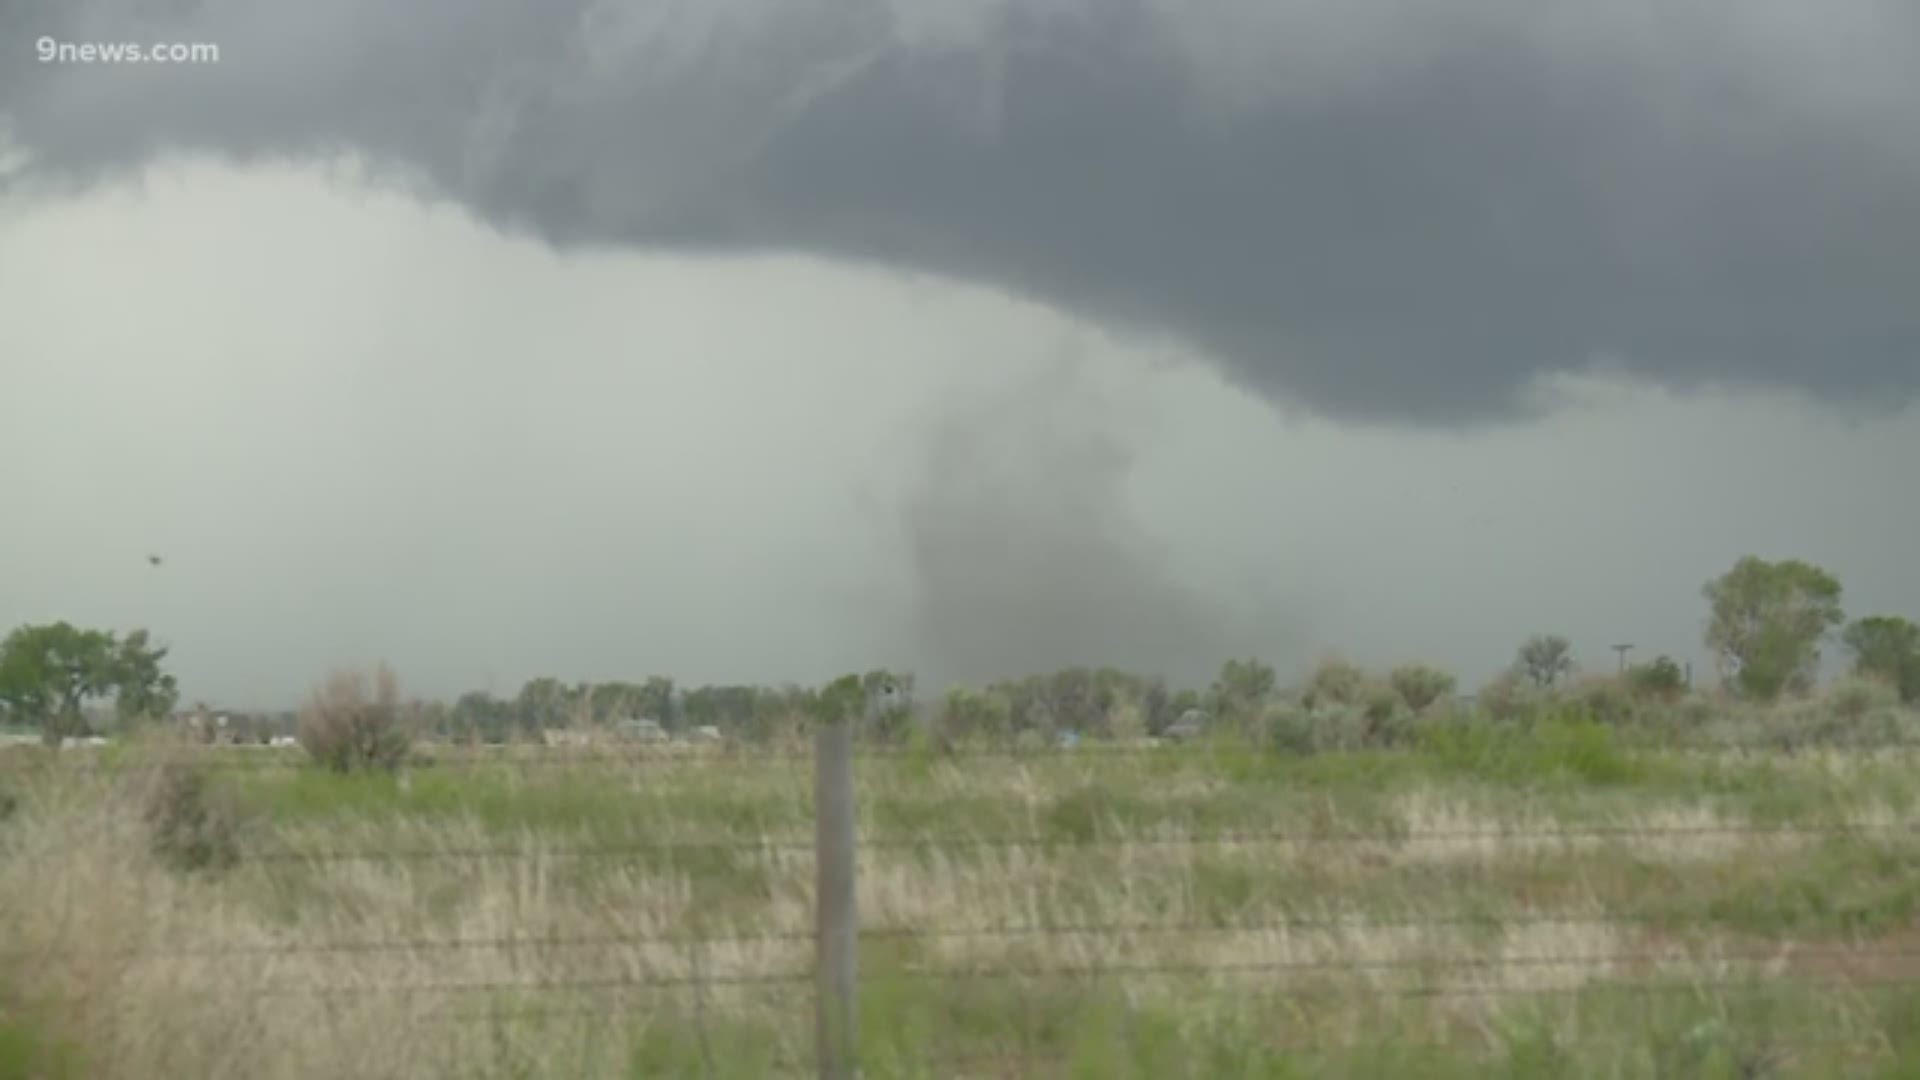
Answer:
6, 716, 1920, 1078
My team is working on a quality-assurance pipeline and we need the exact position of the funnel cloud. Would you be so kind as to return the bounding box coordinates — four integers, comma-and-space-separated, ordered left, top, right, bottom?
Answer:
899, 357, 1295, 688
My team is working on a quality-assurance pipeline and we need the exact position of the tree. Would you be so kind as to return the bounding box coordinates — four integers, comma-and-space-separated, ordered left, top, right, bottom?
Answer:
0, 622, 177, 746
451, 691, 513, 744
1139, 677, 1173, 735
112, 629, 180, 723
680, 684, 760, 735
1205, 659, 1276, 733
1703, 557, 1845, 702
861, 669, 915, 741
810, 674, 866, 725
1627, 655, 1687, 702
1843, 616, 1920, 704
639, 676, 676, 728
414, 699, 452, 741
1517, 635, 1574, 689
514, 677, 571, 737
1389, 664, 1457, 713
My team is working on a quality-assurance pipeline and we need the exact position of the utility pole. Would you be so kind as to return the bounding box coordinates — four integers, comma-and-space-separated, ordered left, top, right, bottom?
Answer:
1611, 644, 1634, 675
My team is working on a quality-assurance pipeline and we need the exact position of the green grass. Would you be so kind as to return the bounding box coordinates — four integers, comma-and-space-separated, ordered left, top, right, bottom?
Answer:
13, 721, 1920, 1077
190, 722, 1917, 842
230, 763, 811, 838
0, 986, 84, 1080
570, 970, 1920, 1079
190, 727, 1920, 946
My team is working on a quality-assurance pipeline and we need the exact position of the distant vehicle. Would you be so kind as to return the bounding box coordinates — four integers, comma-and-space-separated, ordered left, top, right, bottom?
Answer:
1163, 709, 1211, 743
687, 725, 723, 743
617, 718, 668, 743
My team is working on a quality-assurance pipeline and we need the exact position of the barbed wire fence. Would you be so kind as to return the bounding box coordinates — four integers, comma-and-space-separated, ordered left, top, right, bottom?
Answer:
10, 728, 1920, 1077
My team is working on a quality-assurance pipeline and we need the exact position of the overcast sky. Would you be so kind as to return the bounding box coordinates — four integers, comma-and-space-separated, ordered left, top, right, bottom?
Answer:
2, 1, 1916, 707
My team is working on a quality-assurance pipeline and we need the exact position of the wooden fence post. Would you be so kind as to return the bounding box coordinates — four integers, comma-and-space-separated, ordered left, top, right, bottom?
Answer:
814, 715, 858, 1079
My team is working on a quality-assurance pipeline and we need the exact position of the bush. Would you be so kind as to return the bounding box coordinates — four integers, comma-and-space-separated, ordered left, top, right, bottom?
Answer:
1361, 687, 1419, 748
1011, 729, 1051, 756
1263, 705, 1316, 755
297, 665, 414, 774
1825, 676, 1900, 723
143, 763, 241, 872
1570, 675, 1638, 726
1361, 685, 1398, 726
1678, 695, 1717, 727
1272, 695, 1419, 753
937, 688, 1013, 746
1627, 656, 1687, 702
1475, 670, 1541, 726
1742, 698, 1917, 752
1388, 665, 1457, 713
1106, 701, 1147, 743
1842, 616, 1920, 704
1302, 657, 1366, 711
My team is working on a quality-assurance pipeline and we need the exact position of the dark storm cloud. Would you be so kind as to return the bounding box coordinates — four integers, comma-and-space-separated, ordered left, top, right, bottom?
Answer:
4, 0, 1916, 423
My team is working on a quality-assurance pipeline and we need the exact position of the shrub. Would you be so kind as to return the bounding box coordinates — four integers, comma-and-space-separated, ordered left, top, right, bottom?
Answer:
1842, 616, 1920, 704
1106, 701, 1147, 743
1011, 729, 1051, 756
1315, 709, 1374, 752
1475, 669, 1540, 726
1272, 690, 1421, 753
1389, 665, 1457, 713
1743, 697, 1916, 752
1361, 685, 1398, 726
1361, 688, 1419, 748
142, 762, 241, 872
938, 688, 1013, 746
1826, 676, 1900, 724
1263, 705, 1316, 755
1570, 675, 1637, 726
1678, 695, 1717, 727
1209, 659, 1278, 732
1302, 657, 1366, 711
297, 665, 414, 774
1627, 656, 1687, 702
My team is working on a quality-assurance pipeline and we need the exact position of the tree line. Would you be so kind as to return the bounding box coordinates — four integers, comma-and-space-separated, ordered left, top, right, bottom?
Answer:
2, 555, 1916, 749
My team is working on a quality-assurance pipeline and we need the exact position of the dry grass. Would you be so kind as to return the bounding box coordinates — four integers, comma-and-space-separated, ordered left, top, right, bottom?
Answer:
6, 731, 1920, 1077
